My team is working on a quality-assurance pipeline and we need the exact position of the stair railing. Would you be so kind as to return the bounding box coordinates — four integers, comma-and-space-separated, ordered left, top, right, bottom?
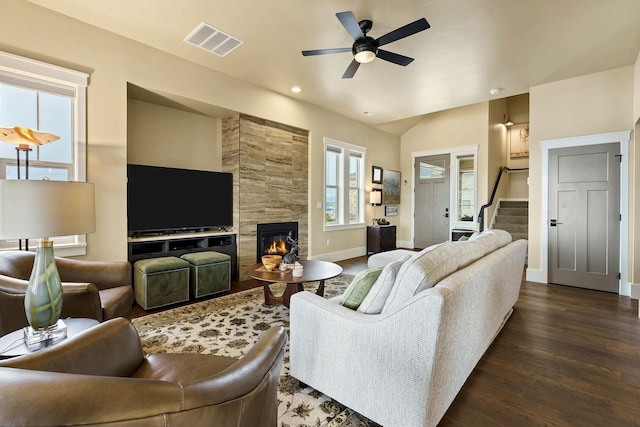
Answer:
477, 166, 528, 232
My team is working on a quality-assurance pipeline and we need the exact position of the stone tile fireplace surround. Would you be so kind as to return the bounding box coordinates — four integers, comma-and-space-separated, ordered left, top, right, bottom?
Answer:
222, 114, 308, 281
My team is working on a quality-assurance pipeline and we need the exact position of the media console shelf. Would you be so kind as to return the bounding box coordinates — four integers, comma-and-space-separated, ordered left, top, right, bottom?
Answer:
128, 231, 238, 280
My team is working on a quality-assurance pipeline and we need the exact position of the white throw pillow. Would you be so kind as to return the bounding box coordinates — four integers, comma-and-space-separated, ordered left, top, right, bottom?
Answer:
357, 254, 411, 314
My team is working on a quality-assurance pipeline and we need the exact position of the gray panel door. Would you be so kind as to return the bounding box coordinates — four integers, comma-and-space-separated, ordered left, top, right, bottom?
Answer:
414, 155, 449, 249
548, 143, 620, 292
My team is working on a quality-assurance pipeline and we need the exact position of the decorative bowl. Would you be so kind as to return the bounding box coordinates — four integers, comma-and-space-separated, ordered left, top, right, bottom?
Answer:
262, 255, 282, 271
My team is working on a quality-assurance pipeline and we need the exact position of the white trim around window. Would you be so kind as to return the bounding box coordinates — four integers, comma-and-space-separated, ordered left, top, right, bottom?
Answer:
323, 137, 367, 231
0, 51, 89, 256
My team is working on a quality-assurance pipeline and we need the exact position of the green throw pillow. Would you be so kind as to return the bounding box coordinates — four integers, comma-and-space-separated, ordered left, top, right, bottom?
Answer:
340, 267, 384, 310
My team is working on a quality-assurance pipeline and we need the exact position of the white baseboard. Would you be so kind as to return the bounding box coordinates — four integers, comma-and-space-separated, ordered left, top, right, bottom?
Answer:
526, 267, 546, 283
310, 246, 366, 262
630, 283, 640, 300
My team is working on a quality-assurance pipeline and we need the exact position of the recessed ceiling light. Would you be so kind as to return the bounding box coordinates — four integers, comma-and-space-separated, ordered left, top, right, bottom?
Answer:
362, 111, 374, 116
291, 86, 301, 93
489, 88, 503, 96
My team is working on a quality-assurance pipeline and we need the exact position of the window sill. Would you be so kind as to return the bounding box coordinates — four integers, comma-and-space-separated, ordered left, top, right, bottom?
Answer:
0, 242, 88, 257
323, 222, 366, 232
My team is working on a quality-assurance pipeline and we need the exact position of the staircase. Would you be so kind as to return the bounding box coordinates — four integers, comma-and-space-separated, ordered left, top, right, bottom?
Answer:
492, 200, 528, 240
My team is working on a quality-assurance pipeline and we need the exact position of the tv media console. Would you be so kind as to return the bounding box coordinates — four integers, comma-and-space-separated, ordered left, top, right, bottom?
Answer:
127, 231, 238, 280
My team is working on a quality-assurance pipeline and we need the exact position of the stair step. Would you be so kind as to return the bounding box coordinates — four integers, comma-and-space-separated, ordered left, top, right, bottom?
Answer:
493, 224, 528, 234
497, 207, 528, 216
494, 216, 528, 225
500, 200, 529, 209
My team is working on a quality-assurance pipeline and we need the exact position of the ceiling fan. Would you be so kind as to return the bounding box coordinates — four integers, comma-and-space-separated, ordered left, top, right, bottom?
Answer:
302, 11, 430, 79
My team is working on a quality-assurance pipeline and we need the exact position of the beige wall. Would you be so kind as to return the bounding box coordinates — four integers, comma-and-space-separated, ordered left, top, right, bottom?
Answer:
486, 98, 509, 226
0, 0, 399, 262
528, 66, 635, 284
400, 102, 489, 246
127, 99, 222, 171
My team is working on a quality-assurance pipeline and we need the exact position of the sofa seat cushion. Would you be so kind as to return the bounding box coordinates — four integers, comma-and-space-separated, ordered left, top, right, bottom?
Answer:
357, 254, 411, 314
382, 230, 512, 313
340, 267, 383, 310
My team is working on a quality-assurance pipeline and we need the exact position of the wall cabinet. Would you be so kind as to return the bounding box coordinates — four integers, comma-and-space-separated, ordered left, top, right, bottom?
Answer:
128, 231, 238, 280
367, 225, 397, 254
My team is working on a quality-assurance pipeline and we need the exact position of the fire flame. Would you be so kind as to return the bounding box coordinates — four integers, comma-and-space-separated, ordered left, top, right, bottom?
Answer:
266, 238, 288, 255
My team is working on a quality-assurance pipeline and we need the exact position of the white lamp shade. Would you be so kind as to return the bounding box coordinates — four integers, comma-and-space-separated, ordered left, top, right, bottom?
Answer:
0, 180, 95, 239
369, 190, 382, 205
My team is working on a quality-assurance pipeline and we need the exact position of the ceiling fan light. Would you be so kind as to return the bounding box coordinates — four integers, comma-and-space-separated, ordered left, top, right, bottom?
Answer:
355, 50, 376, 63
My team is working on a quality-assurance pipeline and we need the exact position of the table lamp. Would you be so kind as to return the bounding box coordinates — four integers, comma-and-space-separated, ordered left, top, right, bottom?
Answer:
0, 126, 60, 179
0, 179, 95, 344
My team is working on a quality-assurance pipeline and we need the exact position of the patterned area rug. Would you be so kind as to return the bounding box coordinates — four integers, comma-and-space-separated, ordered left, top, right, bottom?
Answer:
132, 274, 381, 427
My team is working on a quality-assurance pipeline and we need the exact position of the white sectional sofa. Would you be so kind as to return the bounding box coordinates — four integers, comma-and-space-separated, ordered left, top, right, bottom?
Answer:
290, 230, 527, 427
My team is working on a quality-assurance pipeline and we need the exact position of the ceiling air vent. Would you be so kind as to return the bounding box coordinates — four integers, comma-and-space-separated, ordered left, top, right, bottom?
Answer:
184, 22, 243, 57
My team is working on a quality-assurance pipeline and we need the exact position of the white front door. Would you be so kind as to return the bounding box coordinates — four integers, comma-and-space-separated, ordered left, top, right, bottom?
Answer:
414, 155, 450, 249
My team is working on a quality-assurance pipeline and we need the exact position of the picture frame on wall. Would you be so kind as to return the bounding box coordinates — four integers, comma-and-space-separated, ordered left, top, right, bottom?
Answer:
509, 122, 529, 158
372, 165, 382, 184
385, 205, 398, 216
382, 169, 401, 204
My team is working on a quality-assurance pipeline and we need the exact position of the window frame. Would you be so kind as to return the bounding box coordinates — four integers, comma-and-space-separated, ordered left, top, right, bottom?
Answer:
450, 147, 478, 230
0, 51, 89, 256
323, 137, 366, 231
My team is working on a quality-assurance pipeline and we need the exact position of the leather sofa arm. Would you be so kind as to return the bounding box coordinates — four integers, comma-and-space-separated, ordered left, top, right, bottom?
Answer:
0, 368, 184, 426
55, 257, 132, 290
183, 325, 287, 408
0, 318, 145, 376
0, 276, 103, 334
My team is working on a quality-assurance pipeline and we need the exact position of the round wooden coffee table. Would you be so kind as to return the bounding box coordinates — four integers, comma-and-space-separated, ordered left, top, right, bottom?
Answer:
246, 259, 343, 308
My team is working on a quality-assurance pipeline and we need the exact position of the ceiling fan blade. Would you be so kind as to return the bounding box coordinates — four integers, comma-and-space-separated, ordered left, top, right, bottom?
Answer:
376, 18, 430, 47
376, 49, 415, 66
336, 11, 365, 41
342, 59, 361, 79
302, 47, 352, 56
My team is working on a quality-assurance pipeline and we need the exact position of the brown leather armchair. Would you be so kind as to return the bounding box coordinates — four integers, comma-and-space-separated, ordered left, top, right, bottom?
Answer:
0, 317, 287, 426
0, 251, 134, 335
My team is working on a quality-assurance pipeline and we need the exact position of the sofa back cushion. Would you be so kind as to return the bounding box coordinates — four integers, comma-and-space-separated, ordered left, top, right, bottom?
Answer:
382, 230, 512, 313
357, 254, 411, 314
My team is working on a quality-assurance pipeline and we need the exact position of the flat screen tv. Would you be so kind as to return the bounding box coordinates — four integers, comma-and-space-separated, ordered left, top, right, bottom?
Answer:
127, 164, 233, 235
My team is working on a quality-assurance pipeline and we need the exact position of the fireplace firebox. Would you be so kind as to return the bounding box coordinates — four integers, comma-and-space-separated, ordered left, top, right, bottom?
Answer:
256, 222, 298, 262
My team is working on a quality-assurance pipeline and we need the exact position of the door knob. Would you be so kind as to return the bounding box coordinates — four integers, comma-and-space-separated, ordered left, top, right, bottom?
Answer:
550, 219, 562, 227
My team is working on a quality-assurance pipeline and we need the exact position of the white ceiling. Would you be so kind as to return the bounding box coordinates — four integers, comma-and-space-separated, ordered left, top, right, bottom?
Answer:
27, 0, 640, 135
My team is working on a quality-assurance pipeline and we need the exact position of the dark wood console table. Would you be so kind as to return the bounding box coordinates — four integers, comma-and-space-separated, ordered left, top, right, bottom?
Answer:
366, 225, 397, 254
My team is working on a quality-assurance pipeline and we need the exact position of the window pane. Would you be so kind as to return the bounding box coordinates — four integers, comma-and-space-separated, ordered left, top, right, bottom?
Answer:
38, 93, 72, 164
420, 159, 445, 179
326, 149, 339, 186
349, 153, 361, 223
0, 84, 37, 159
325, 187, 338, 223
349, 188, 359, 221
349, 155, 359, 187
457, 157, 475, 221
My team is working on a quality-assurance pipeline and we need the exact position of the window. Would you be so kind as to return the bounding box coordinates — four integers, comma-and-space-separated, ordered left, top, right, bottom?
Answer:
456, 156, 475, 222
324, 137, 366, 229
0, 51, 89, 255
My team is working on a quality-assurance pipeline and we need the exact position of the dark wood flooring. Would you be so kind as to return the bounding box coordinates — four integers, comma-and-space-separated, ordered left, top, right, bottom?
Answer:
131, 256, 640, 426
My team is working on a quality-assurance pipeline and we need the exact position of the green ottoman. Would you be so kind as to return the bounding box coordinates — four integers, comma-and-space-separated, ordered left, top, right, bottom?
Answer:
134, 257, 190, 310
180, 251, 231, 298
